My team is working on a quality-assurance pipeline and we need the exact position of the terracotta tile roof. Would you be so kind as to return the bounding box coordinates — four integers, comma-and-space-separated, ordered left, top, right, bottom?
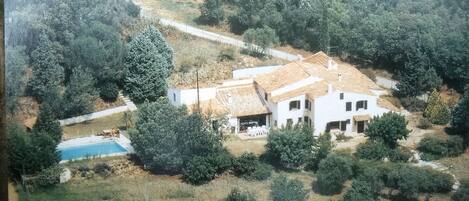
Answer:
188, 83, 270, 117
303, 51, 329, 67
216, 84, 270, 117
257, 52, 383, 103
254, 62, 311, 93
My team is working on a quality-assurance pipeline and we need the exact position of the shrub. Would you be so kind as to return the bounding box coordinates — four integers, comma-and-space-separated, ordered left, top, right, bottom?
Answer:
266, 125, 314, 169
418, 136, 447, 160
424, 89, 451, 125
225, 188, 256, 201
307, 132, 333, 171
250, 163, 272, 181
355, 141, 389, 160
400, 97, 426, 112
93, 162, 112, 177
183, 156, 217, 185
419, 168, 453, 193
453, 180, 469, 201
99, 82, 119, 102
210, 150, 234, 174
271, 175, 308, 201
447, 135, 464, 156
218, 47, 236, 61
37, 165, 63, 187
365, 112, 410, 149
344, 180, 375, 201
7, 123, 60, 179
386, 165, 453, 200
233, 153, 258, 178
315, 154, 353, 195
417, 117, 432, 129
388, 146, 412, 162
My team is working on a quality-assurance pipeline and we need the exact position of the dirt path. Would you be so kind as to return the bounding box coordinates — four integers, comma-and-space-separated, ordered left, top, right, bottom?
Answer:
8, 182, 19, 201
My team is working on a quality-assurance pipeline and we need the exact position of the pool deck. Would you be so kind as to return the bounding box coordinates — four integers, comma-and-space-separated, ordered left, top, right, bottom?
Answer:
58, 134, 134, 163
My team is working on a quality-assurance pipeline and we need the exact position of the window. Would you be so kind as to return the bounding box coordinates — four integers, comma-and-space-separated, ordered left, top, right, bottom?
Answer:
305, 99, 310, 110
286, 119, 293, 127
356, 100, 368, 110
173, 93, 176, 102
264, 93, 268, 101
274, 120, 277, 127
340, 93, 344, 100
289, 100, 301, 110
304, 116, 311, 126
298, 118, 302, 123
346, 102, 352, 111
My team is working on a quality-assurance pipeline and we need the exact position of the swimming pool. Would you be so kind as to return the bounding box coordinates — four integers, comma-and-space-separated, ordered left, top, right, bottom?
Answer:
59, 141, 128, 161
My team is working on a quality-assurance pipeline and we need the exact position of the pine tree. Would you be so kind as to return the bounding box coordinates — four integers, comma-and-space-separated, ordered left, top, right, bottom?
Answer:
33, 103, 63, 144
62, 66, 98, 118
396, 54, 442, 97
452, 93, 469, 143
424, 89, 451, 125
124, 26, 174, 103
28, 33, 64, 103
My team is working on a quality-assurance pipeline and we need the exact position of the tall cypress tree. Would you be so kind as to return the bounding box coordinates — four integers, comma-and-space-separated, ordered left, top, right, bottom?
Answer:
33, 103, 63, 143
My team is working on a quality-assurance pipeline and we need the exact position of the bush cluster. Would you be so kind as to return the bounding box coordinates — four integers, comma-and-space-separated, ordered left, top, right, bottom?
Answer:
355, 141, 411, 162
315, 154, 353, 195
183, 156, 217, 185
417, 135, 464, 160
232, 153, 272, 181
271, 175, 308, 201
354, 161, 454, 200
344, 179, 380, 201
266, 125, 315, 169
183, 151, 234, 185
355, 141, 389, 161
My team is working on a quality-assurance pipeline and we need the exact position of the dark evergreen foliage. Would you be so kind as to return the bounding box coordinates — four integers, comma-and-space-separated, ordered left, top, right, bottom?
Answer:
271, 175, 308, 201
32, 104, 63, 143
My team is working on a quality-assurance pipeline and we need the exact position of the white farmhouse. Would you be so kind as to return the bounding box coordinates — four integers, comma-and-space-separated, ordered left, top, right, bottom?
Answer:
168, 52, 399, 136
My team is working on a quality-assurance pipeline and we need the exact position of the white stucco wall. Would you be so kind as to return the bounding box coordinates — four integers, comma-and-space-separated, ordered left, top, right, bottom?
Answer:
167, 87, 217, 106
276, 94, 308, 127
312, 90, 389, 135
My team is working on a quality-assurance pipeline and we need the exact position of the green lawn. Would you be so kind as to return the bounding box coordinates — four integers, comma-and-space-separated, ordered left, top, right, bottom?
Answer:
62, 113, 130, 139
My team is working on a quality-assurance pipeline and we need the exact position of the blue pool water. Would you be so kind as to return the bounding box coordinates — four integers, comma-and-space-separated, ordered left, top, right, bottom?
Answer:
59, 141, 127, 161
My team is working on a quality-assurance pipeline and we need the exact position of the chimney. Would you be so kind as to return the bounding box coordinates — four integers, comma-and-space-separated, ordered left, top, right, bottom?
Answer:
328, 84, 333, 94
327, 58, 337, 70
338, 73, 342, 82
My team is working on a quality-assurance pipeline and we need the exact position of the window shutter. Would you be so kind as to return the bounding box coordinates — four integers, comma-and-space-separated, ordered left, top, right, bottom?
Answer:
365, 101, 368, 109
